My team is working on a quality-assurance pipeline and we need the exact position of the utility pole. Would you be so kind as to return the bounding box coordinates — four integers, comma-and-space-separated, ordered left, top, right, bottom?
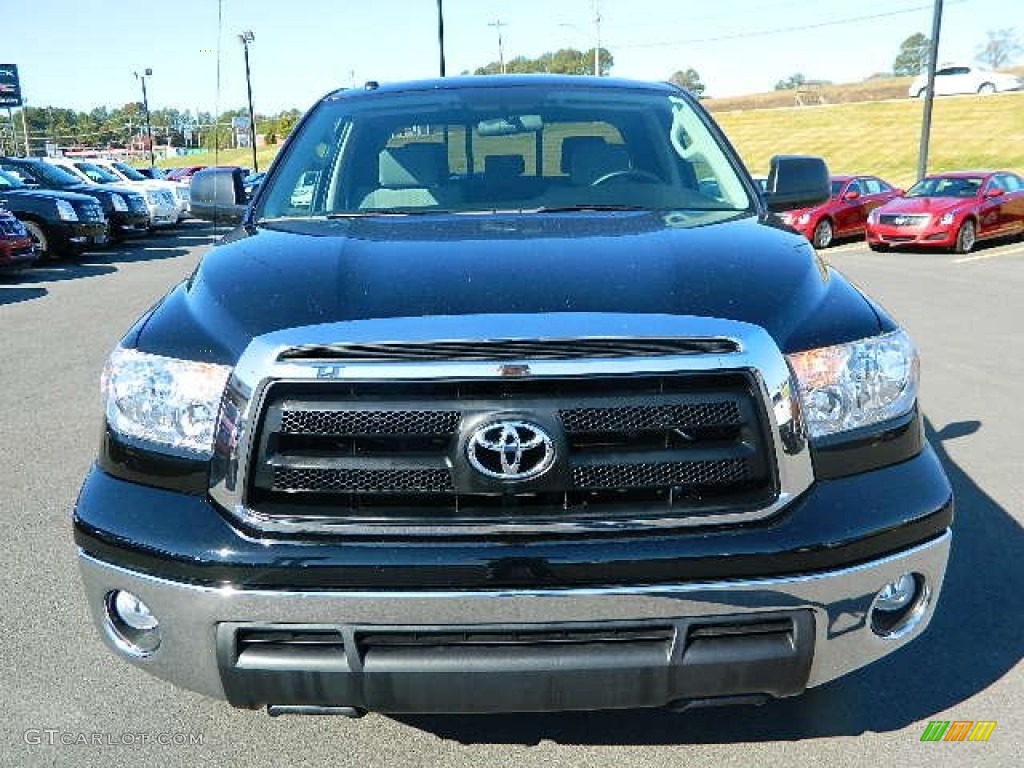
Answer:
916, 0, 944, 180
488, 20, 507, 74
239, 30, 258, 172
135, 68, 155, 167
593, 0, 602, 76
19, 103, 29, 155
436, 0, 446, 76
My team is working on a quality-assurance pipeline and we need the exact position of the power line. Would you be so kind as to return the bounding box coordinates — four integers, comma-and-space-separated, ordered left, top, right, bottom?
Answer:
610, 1, 966, 49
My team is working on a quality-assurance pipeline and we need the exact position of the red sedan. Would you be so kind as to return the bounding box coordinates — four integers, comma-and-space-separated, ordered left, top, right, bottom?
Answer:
780, 174, 902, 248
0, 209, 37, 273
866, 171, 1024, 254
164, 165, 207, 183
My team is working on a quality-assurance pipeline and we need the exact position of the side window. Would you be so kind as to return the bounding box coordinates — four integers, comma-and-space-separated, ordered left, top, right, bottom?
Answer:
862, 178, 882, 195
935, 67, 955, 76
1000, 174, 1022, 192
846, 179, 862, 196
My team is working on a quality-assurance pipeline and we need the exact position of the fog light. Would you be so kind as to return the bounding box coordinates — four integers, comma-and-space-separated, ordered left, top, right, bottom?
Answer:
104, 590, 161, 656
870, 573, 929, 638
874, 573, 915, 612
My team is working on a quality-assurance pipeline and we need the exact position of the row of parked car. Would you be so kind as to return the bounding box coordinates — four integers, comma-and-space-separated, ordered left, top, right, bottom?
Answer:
0, 158, 256, 275
776, 169, 1024, 254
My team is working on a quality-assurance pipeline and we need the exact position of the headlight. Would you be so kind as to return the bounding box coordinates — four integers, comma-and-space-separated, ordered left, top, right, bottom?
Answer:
102, 347, 232, 457
939, 211, 956, 226
145, 190, 160, 204
796, 213, 810, 225
787, 330, 918, 438
55, 199, 79, 221
111, 193, 128, 211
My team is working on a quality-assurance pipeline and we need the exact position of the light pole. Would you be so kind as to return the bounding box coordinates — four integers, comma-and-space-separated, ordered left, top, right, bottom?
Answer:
239, 30, 258, 172
436, 0, 446, 76
916, 0, 944, 180
134, 68, 155, 167
488, 20, 507, 74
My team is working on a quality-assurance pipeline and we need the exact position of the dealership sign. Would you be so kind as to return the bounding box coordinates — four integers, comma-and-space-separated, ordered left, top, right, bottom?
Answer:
0, 64, 22, 107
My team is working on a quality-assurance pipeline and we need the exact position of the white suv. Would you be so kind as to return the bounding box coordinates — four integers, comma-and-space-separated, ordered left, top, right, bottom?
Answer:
909, 64, 1024, 97
95, 161, 190, 220
45, 158, 178, 228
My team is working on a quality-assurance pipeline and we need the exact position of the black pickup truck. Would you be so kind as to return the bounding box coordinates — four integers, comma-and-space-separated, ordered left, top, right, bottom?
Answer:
0, 169, 106, 260
75, 76, 952, 716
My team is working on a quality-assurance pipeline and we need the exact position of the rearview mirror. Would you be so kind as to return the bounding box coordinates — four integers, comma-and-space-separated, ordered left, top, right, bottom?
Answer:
189, 167, 247, 225
763, 155, 830, 213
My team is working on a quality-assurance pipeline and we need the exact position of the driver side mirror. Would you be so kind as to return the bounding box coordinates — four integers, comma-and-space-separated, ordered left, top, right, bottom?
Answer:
843, 190, 860, 201
763, 155, 830, 213
189, 167, 247, 225
985, 187, 1004, 198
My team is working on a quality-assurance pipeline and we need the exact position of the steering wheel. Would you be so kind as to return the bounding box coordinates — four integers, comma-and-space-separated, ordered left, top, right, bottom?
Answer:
590, 169, 662, 187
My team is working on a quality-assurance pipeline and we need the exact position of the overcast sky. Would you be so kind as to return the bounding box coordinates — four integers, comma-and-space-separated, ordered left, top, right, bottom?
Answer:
3, 0, 1019, 115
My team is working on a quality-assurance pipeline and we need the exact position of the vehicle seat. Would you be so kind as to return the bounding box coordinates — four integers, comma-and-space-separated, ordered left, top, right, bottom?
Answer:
569, 141, 632, 186
559, 136, 609, 176
359, 143, 455, 209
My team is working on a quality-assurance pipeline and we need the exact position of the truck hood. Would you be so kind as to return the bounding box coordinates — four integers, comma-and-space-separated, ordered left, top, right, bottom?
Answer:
135, 211, 889, 363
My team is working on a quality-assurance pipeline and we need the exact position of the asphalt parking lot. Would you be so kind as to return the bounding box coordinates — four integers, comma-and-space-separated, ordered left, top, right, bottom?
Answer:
1, 221, 1021, 767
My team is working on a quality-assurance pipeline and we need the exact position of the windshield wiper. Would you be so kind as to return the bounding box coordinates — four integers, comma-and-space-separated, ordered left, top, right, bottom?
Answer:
327, 209, 452, 218
529, 204, 649, 213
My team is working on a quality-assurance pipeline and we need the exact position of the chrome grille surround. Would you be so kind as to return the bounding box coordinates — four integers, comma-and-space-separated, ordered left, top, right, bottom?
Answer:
209, 313, 813, 536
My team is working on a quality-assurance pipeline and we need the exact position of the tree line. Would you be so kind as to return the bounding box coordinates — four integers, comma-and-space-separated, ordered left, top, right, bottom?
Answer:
2, 102, 304, 155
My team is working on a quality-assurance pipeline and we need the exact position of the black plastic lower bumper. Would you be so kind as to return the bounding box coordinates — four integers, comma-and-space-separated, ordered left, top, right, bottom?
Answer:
218, 612, 815, 713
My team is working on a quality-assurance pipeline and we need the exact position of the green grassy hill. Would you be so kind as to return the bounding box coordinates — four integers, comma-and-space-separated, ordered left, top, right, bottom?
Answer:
716, 91, 1024, 188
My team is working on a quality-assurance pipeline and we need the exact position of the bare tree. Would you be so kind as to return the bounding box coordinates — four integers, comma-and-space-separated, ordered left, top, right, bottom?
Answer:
976, 28, 1022, 69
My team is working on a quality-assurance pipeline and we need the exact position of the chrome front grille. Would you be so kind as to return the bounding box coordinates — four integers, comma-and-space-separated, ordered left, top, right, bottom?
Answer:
75, 202, 105, 222
879, 214, 929, 227
207, 315, 815, 537
126, 195, 148, 213
245, 373, 775, 532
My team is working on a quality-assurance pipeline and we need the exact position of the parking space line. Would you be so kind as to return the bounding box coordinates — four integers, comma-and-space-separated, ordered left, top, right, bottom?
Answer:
954, 246, 1024, 264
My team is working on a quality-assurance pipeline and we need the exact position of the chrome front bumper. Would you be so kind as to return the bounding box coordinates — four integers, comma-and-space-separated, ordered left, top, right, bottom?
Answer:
77, 530, 950, 711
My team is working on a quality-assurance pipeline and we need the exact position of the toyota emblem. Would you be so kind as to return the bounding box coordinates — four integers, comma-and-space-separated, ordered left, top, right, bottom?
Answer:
466, 420, 556, 481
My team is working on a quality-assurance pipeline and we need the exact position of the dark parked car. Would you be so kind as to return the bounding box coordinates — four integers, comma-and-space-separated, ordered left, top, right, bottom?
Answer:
780, 174, 902, 248
135, 166, 169, 180
0, 158, 149, 243
0, 170, 107, 260
866, 170, 1024, 253
0, 207, 37, 272
76, 76, 950, 717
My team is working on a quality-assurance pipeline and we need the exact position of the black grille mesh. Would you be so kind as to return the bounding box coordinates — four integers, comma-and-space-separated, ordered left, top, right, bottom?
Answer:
573, 459, 749, 489
560, 402, 742, 432
274, 467, 453, 493
280, 409, 460, 435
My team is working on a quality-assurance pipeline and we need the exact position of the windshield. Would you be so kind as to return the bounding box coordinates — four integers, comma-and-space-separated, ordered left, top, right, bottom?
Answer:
0, 170, 25, 189
13, 162, 81, 187
112, 162, 147, 181
255, 83, 753, 222
906, 176, 983, 198
74, 162, 121, 184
